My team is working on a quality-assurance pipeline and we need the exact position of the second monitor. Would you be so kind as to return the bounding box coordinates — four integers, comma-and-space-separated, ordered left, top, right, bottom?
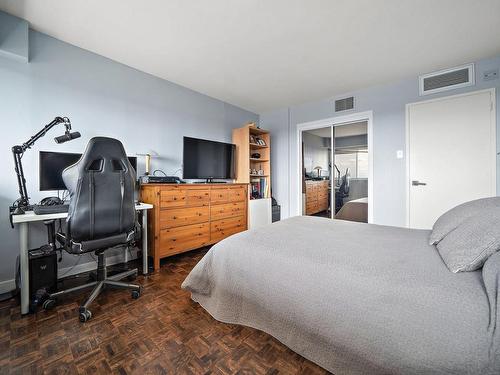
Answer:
39, 151, 137, 191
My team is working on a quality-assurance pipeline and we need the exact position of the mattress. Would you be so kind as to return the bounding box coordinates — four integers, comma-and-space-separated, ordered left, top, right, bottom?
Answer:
336, 197, 368, 222
182, 216, 500, 374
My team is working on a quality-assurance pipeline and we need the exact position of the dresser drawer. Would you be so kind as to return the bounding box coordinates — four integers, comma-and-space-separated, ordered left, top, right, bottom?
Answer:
306, 190, 317, 199
211, 216, 246, 243
187, 189, 210, 206
159, 223, 209, 257
317, 201, 328, 212
318, 190, 328, 200
159, 206, 209, 228
229, 187, 247, 202
306, 201, 318, 212
306, 197, 318, 206
210, 201, 246, 221
160, 189, 186, 208
210, 188, 233, 204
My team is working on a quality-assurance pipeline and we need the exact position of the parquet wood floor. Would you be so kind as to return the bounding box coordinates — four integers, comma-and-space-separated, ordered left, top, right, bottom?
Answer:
1, 249, 330, 374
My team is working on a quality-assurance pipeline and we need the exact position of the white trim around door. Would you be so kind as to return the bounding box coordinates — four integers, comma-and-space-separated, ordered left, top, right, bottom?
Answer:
296, 110, 374, 223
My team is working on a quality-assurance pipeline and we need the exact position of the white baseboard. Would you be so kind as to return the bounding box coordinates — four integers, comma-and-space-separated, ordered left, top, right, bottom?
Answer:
0, 279, 16, 295
0, 250, 138, 295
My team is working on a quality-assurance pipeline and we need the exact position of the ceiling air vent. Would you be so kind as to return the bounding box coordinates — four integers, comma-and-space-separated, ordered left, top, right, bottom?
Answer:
419, 64, 474, 96
335, 96, 354, 112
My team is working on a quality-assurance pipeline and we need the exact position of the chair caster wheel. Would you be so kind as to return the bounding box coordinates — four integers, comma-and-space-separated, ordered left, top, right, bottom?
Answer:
131, 290, 140, 299
79, 308, 92, 322
42, 299, 56, 310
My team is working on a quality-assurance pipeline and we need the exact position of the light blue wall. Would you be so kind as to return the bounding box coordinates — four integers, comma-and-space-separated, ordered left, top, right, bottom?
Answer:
261, 54, 500, 226
303, 132, 329, 174
0, 24, 257, 286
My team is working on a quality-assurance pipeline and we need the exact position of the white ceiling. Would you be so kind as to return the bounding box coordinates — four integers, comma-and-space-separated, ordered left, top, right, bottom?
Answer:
1, 0, 500, 113
306, 121, 367, 138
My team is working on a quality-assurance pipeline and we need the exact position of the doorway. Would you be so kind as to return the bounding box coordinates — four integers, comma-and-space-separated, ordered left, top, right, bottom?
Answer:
298, 111, 373, 223
406, 89, 496, 229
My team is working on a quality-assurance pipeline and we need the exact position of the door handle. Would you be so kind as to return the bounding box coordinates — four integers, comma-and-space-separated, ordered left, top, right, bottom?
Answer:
412, 180, 427, 186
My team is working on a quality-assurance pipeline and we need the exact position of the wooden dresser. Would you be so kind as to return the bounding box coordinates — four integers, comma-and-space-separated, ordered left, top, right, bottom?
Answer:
305, 180, 329, 215
140, 183, 248, 270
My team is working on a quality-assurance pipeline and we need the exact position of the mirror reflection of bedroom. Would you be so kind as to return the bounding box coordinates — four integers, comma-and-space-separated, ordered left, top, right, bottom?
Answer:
302, 121, 368, 222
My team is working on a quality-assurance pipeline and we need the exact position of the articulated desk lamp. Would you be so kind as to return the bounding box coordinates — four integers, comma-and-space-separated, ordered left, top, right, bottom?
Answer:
10, 116, 81, 218
313, 165, 322, 178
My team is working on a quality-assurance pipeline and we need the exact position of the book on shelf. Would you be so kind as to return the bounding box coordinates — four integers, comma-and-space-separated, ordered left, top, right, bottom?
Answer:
250, 177, 268, 199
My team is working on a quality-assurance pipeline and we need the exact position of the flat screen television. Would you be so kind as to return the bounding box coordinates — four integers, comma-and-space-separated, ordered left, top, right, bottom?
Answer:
183, 137, 235, 180
39, 151, 137, 191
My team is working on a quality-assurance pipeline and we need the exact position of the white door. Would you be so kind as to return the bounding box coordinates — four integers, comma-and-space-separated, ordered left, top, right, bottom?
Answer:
407, 89, 496, 229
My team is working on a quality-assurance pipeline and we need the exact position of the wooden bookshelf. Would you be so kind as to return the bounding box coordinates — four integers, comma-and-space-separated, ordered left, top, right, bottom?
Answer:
232, 123, 271, 199
232, 123, 272, 229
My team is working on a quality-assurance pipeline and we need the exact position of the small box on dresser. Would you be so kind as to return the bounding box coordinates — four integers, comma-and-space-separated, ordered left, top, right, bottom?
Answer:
140, 183, 248, 271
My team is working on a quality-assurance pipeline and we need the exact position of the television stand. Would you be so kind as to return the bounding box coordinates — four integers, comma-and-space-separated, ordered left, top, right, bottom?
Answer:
140, 183, 248, 271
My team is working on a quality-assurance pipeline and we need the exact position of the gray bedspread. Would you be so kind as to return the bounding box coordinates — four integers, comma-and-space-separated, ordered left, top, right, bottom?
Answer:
182, 216, 500, 374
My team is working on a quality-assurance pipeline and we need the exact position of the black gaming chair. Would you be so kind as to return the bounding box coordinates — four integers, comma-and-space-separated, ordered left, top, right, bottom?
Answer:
48, 137, 141, 322
335, 168, 351, 213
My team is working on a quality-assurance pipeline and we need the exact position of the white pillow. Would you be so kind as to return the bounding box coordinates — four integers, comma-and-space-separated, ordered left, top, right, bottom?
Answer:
436, 207, 500, 272
429, 197, 500, 245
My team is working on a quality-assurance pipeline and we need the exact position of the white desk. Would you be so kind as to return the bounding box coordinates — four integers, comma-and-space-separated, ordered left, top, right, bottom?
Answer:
12, 202, 153, 315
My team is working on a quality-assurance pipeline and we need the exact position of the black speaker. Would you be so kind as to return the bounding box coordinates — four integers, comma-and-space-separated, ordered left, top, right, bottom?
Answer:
29, 248, 57, 297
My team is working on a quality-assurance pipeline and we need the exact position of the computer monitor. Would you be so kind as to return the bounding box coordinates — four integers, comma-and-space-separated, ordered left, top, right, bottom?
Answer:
39, 151, 138, 191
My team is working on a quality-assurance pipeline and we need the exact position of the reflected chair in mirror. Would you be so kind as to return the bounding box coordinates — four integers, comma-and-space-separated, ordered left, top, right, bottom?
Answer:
46, 137, 141, 322
335, 167, 351, 213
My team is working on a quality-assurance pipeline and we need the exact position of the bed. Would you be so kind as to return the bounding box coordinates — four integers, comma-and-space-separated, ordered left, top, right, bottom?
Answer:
182, 216, 500, 374
336, 197, 368, 222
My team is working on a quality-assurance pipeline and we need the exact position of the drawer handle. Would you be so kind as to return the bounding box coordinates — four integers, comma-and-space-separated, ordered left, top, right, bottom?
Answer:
172, 216, 177, 219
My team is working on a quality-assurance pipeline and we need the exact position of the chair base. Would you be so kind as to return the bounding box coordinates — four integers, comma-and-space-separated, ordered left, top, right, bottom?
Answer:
46, 252, 141, 322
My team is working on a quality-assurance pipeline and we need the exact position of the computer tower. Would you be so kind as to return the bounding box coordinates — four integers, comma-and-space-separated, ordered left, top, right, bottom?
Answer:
272, 204, 281, 223
29, 248, 57, 297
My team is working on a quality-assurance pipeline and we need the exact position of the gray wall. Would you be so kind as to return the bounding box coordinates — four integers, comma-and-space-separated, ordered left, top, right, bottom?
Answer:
303, 132, 329, 174
0, 22, 257, 288
261, 54, 500, 226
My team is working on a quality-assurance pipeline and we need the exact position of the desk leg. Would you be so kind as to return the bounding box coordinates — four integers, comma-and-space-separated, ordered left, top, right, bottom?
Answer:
142, 211, 148, 275
19, 222, 29, 315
